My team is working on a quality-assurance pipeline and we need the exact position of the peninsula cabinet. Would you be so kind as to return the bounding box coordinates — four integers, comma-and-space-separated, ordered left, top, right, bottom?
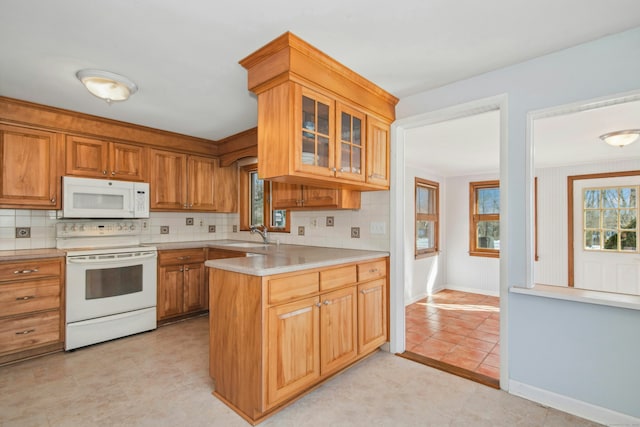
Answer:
65, 135, 146, 181
157, 248, 206, 322
0, 124, 63, 209
149, 149, 238, 213
270, 182, 361, 210
0, 257, 64, 365
209, 256, 388, 424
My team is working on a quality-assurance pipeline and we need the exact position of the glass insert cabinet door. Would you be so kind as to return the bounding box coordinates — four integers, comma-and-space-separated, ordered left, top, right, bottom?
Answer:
335, 102, 366, 182
297, 86, 335, 177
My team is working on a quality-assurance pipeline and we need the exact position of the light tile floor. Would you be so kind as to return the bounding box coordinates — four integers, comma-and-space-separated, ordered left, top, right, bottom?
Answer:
406, 290, 500, 380
0, 315, 601, 426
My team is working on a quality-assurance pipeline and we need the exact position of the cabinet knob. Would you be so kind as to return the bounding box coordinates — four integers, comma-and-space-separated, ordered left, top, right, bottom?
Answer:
323, 300, 330, 305
183, 203, 188, 208
185, 267, 189, 271
340, 168, 345, 173
331, 167, 337, 172
179, 268, 184, 272
111, 171, 116, 176
102, 170, 107, 175
315, 302, 322, 308
50, 197, 56, 204
189, 203, 193, 208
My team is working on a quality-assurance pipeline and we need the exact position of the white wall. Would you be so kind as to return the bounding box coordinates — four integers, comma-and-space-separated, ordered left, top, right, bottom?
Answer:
0, 190, 390, 251
445, 173, 500, 296
395, 26, 640, 421
535, 158, 640, 286
404, 165, 445, 304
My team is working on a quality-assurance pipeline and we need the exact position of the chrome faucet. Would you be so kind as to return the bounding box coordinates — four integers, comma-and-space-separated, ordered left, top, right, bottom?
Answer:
249, 224, 269, 244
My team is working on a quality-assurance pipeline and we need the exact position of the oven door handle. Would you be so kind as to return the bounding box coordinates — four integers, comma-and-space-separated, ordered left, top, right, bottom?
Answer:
67, 251, 157, 264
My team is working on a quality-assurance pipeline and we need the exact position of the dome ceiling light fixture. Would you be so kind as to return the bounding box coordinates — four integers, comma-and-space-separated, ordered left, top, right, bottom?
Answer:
599, 129, 640, 148
76, 69, 138, 104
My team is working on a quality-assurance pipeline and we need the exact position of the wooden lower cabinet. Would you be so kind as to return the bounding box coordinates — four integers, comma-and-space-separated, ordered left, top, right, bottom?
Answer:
0, 257, 64, 365
157, 248, 206, 322
209, 257, 388, 424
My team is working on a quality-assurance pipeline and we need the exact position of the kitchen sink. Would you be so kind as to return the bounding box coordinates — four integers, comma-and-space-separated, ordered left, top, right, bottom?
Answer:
220, 242, 273, 248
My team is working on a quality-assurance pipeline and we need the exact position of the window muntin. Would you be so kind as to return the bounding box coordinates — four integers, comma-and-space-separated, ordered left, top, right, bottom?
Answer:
470, 180, 500, 257
583, 186, 637, 252
415, 178, 439, 258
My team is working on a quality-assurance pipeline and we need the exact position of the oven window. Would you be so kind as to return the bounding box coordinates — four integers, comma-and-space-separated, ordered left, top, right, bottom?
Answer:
85, 265, 143, 299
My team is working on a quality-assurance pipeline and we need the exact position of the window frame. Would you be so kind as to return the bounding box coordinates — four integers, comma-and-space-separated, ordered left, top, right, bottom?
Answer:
239, 164, 290, 233
469, 180, 500, 258
415, 178, 439, 259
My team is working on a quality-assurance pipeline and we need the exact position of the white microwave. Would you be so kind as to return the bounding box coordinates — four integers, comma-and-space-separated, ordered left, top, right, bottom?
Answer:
62, 176, 150, 218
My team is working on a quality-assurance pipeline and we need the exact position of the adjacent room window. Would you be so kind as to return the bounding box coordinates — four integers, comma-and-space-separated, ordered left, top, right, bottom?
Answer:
415, 178, 439, 258
239, 164, 289, 232
583, 186, 637, 252
470, 180, 500, 257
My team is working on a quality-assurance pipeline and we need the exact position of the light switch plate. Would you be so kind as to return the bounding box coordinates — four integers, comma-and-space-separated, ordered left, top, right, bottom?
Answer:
233, 225, 238, 232
370, 222, 386, 235
160, 226, 170, 234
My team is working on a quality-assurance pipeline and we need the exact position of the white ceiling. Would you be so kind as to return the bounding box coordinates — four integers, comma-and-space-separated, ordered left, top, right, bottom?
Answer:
1, 1, 639, 142
404, 100, 640, 177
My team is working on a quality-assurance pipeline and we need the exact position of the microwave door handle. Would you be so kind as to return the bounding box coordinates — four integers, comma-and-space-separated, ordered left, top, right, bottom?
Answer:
67, 252, 157, 264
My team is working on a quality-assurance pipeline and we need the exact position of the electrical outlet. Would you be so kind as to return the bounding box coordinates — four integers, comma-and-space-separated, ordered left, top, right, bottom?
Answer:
142, 220, 149, 230
186, 217, 194, 226
15, 227, 30, 238
160, 226, 170, 234
310, 218, 317, 227
298, 226, 305, 236
326, 216, 334, 227
370, 221, 386, 235
209, 225, 216, 233
199, 219, 204, 227
351, 227, 360, 238
233, 225, 238, 232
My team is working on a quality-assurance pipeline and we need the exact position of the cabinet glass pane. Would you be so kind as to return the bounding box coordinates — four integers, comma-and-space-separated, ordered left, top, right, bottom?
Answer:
317, 102, 329, 135
341, 112, 351, 141
318, 136, 329, 167
302, 96, 315, 131
353, 117, 361, 146
341, 143, 350, 170
352, 146, 361, 173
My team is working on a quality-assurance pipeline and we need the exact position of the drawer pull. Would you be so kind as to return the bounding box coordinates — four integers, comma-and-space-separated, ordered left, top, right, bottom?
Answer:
279, 306, 312, 319
369, 268, 378, 274
177, 256, 191, 260
14, 269, 39, 274
16, 295, 36, 301
360, 288, 379, 295
15, 329, 35, 335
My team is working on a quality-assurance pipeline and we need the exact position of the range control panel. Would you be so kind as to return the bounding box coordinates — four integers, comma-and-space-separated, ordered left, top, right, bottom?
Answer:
56, 219, 142, 238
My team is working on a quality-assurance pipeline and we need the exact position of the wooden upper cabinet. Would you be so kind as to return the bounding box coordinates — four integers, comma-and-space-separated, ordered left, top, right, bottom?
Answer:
366, 116, 390, 188
150, 149, 237, 213
240, 32, 398, 191
150, 149, 188, 210
271, 182, 360, 210
0, 124, 62, 209
66, 135, 146, 181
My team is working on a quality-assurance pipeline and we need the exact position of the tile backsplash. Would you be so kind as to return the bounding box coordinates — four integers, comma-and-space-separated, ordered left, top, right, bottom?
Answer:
0, 191, 390, 252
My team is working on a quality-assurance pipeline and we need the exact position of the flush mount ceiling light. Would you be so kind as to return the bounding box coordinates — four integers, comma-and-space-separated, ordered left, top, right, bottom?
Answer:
76, 69, 138, 104
599, 129, 640, 148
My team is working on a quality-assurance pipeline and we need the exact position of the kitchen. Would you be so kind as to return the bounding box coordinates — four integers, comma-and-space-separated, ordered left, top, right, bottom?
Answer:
1, 1, 640, 426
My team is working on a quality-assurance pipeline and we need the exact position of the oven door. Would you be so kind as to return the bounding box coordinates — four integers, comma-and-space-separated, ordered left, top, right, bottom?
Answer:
66, 251, 157, 323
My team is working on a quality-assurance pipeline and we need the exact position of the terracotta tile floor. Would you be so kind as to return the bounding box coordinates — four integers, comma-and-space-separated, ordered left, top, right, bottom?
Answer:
405, 289, 500, 381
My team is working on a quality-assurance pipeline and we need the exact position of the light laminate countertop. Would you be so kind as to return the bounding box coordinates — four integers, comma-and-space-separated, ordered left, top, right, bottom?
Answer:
0, 248, 66, 261
204, 241, 388, 276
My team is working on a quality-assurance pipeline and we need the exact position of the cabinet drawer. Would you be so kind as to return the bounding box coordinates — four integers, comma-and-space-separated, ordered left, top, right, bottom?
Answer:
0, 311, 60, 354
207, 249, 247, 260
320, 265, 357, 292
357, 260, 386, 282
0, 258, 62, 283
158, 249, 205, 265
0, 278, 60, 317
269, 272, 319, 305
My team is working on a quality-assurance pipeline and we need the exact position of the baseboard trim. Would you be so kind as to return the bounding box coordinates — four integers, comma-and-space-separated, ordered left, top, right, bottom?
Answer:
509, 380, 640, 426
444, 285, 499, 297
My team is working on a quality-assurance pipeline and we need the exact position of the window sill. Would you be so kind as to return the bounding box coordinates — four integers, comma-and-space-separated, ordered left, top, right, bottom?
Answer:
510, 284, 640, 311
469, 250, 499, 258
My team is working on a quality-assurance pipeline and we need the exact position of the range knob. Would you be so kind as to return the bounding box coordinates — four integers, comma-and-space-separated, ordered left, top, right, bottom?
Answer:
130, 224, 136, 230
118, 223, 124, 231
62, 224, 68, 232
70, 224, 77, 232
79, 225, 85, 231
